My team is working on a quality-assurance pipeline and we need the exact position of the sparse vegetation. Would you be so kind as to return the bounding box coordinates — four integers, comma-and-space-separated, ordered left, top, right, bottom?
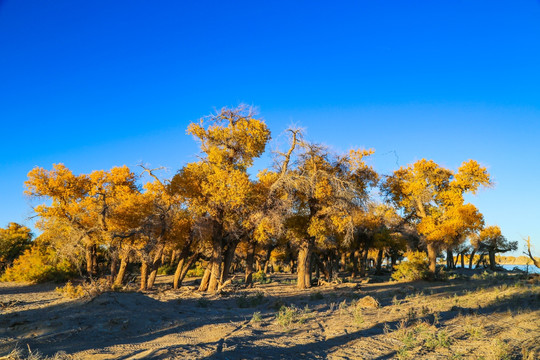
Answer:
275, 304, 312, 329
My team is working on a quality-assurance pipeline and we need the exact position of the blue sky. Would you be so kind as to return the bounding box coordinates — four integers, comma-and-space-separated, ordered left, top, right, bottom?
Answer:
1, 1, 539, 254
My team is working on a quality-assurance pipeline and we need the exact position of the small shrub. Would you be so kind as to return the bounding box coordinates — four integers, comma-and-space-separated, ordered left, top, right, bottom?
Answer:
351, 305, 364, 326
56, 281, 86, 299
403, 330, 417, 349
250, 311, 262, 323
275, 305, 312, 328
55, 279, 110, 299
391, 251, 429, 282
425, 330, 451, 349
486, 338, 512, 360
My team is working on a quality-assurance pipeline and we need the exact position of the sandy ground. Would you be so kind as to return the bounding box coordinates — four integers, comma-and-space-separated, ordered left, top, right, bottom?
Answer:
1, 273, 539, 359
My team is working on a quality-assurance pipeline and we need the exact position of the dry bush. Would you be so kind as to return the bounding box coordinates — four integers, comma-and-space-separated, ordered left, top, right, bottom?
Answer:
55, 279, 110, 299
4, 346, 73, 360
356, 295, 380, 308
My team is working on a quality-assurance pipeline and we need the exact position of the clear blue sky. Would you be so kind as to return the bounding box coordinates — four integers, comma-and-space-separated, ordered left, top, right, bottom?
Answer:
1, 1, 539, 254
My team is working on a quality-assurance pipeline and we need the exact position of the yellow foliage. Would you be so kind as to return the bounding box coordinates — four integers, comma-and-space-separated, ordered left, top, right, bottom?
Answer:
1, 245, 75, 283
383, 158, 490, 247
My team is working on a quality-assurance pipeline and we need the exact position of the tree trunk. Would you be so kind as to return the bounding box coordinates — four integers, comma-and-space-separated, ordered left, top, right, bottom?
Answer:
375, 249, 384, 274
351, 251, 359, 277
179, 253, 198, 282
255, 259, 261, 272
140, 261, 149, 291
207, 237, 223, 292
446, 249, 454, 269
488, 250, 497, 270
360, 248, 368, 277
245, 241, 256, 286
173, 256, 186, 290
114, 257, 128, 286
475, 254, 485, 269
332, 252, 339, 279
262, 245, 274, 274
198, 265, 211, 292
147, 244, 165, 290
297, 239, 313, 289
391, 253, 397, 269
220, 240, 238, 284
174, 252, 198, 289
170, 250, 177, 266
86, 244, 98, 277
427, 242, 438, 278
109, 246, 118, 283
469, 249, 477, 269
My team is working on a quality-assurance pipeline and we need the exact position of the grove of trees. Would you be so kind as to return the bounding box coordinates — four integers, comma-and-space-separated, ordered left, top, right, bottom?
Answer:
1, 105, 528, 290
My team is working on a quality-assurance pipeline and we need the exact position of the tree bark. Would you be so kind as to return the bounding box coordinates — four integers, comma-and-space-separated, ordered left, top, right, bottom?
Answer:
475, 254, 485, 269
207, 237, 223, 292
170, 250, 177, 266
469, 249, 476, 269
109, 246, 118, 283
446, 249, 454, 269
375, 249, 384, 274
220, 240, 238, 284
114, 257, 128, 286
262, 245, 274, 274
340, 252, 347, 272
198, 265, 211, 291
245, 241, 256, 286
147, 243, 165, 290
427, 242, 438, 278
297, 239, 313, 289
360, 248, 369, 277
488, 250, 497, 270
140, 261, 149, 291
86, 244, 98, 277
351, 251, 359, 277
173, 252, 198, 289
